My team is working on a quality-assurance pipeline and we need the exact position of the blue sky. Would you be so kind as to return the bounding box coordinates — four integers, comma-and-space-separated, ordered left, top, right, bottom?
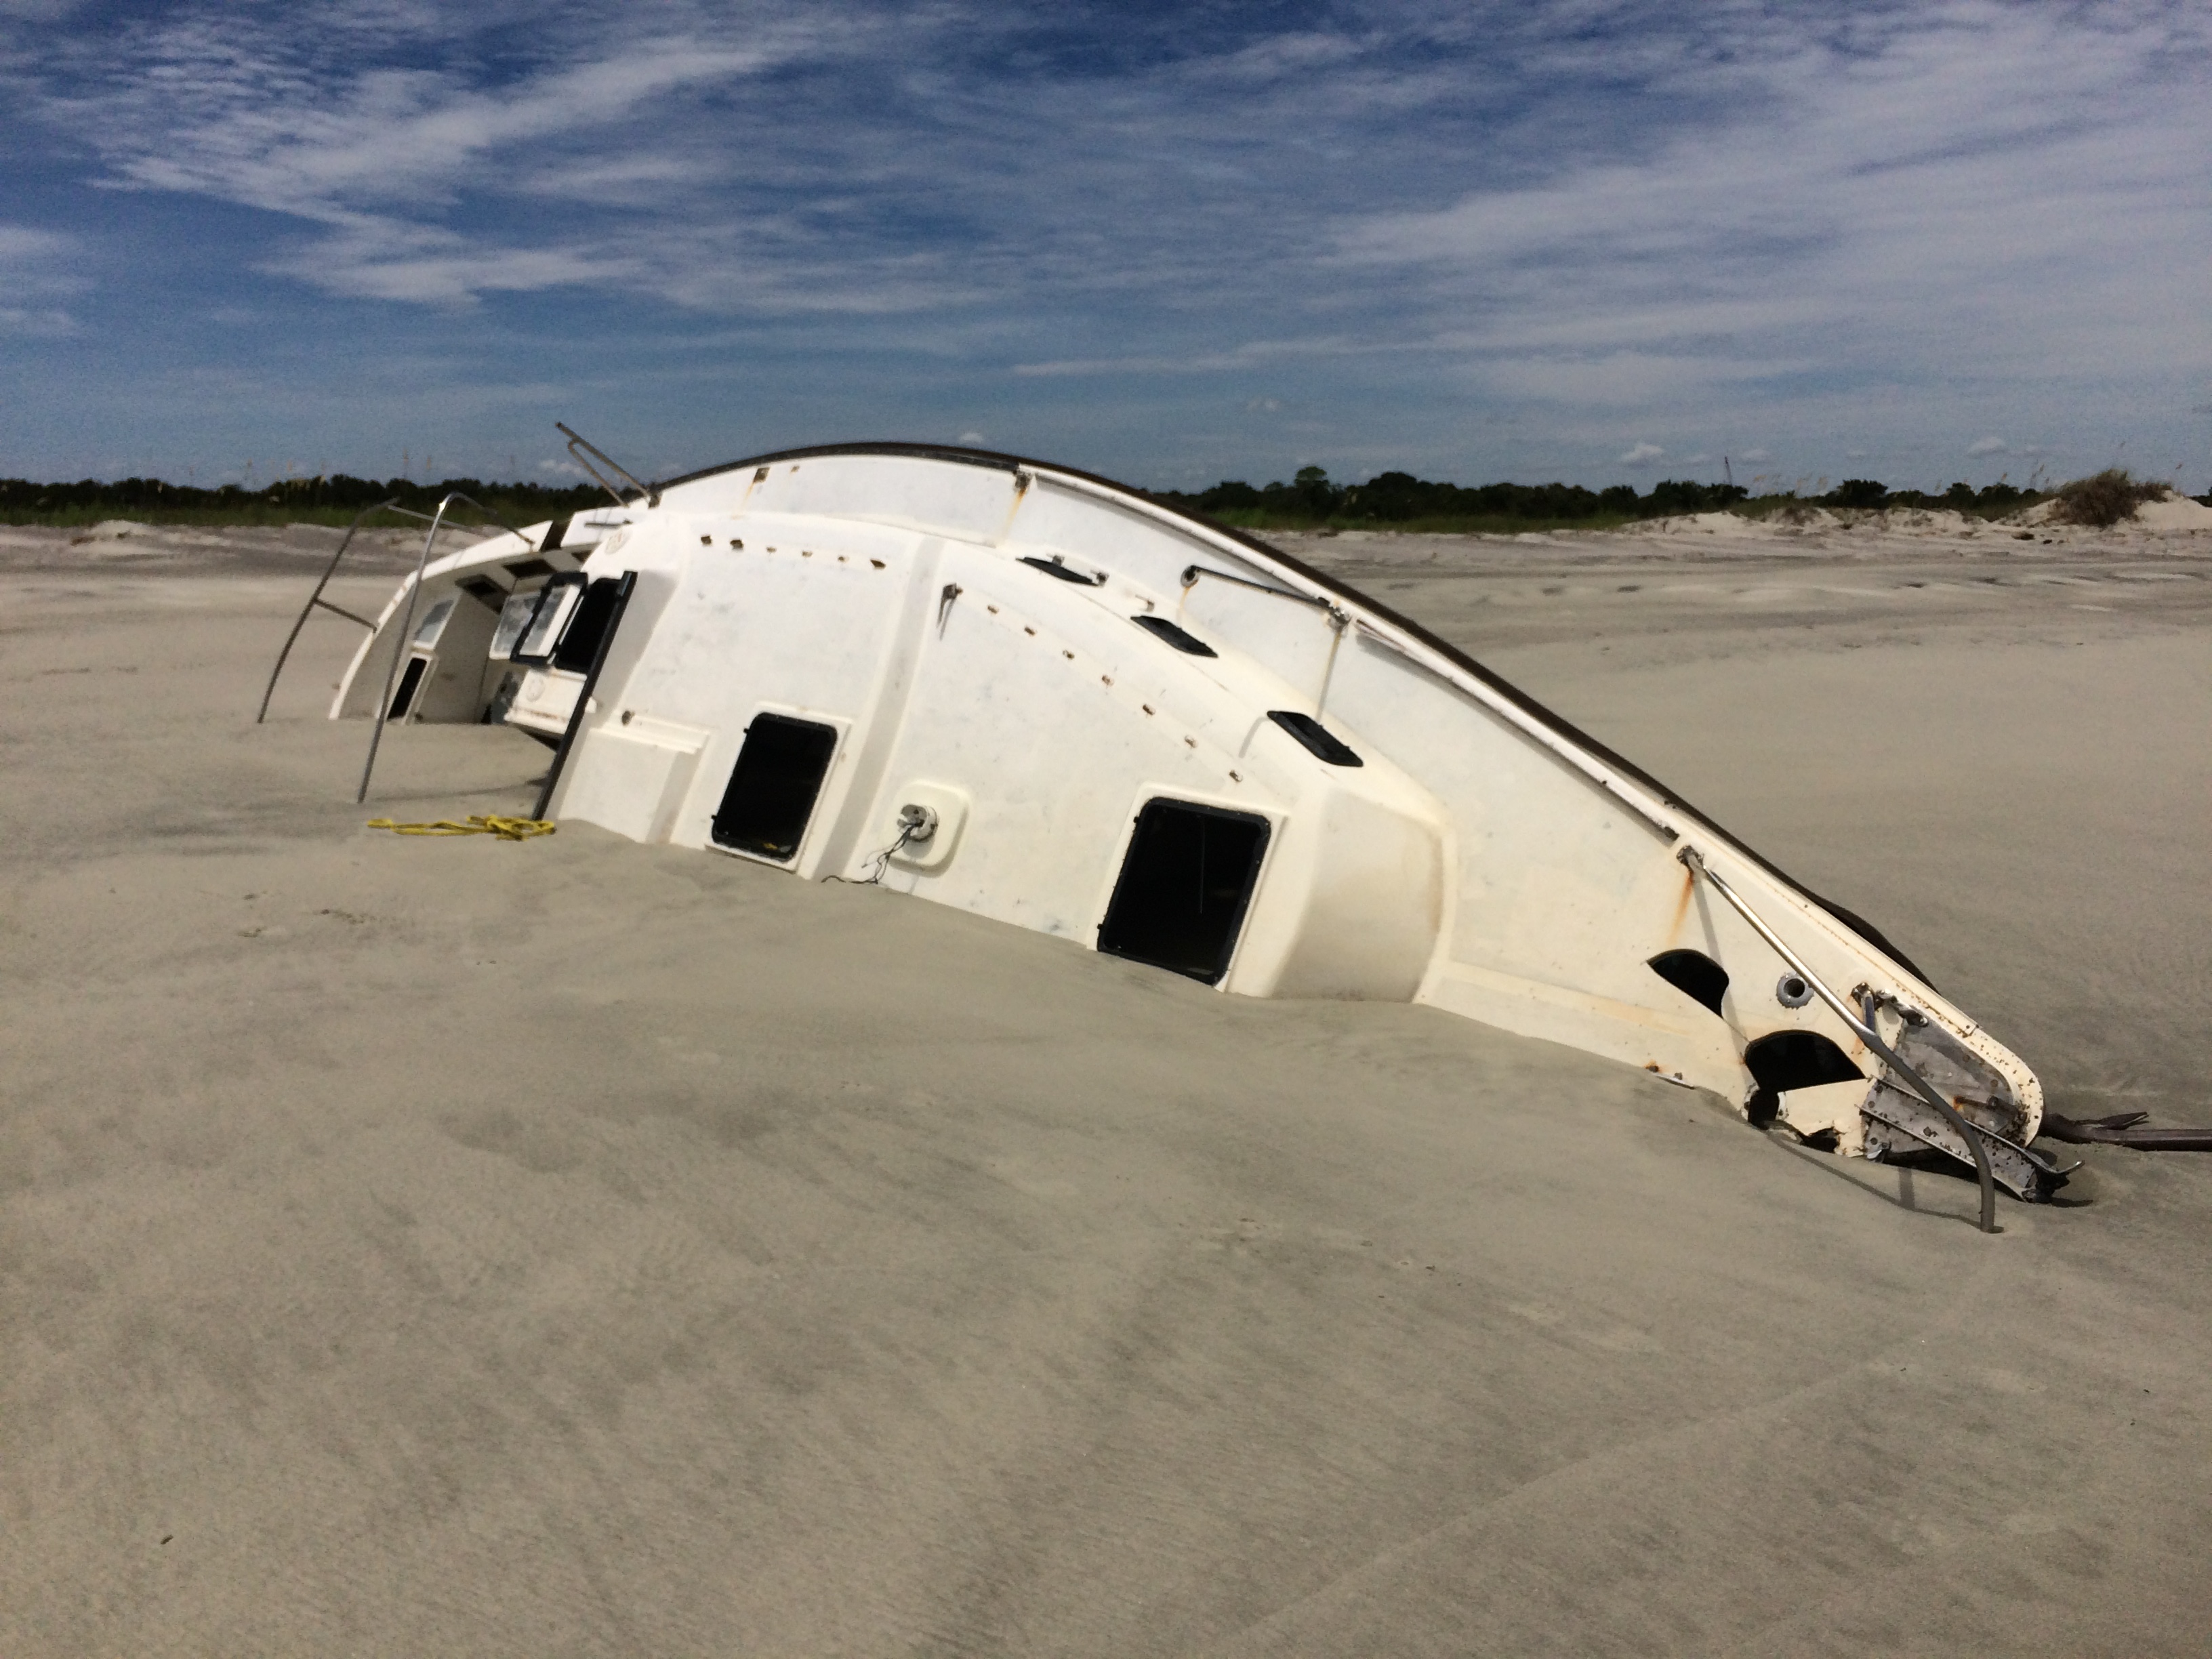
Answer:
3, 0, 2208, 492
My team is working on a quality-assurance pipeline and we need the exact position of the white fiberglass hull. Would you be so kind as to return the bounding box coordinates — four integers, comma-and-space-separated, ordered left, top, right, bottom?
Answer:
333, 444, 2059, 1204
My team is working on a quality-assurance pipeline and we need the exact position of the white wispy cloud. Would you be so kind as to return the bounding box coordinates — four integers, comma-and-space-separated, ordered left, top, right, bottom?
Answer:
77, 26, 783, 213
5, 0, 2209, 484
1968, 436, 2008, 455
1619, 442, 1664, 464
26, 8, 903, 308
1333, 1, 2212, 429
0, 224, 84, 334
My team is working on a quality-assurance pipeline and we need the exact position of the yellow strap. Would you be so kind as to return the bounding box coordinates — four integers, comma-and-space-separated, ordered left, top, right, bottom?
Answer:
366, 815, 556, 841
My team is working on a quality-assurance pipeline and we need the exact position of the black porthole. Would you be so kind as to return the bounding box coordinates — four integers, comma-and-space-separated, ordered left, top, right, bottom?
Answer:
1020, 556, 1104, 585
1130, 615, 1217, 657
387, 655, 430, 719
711, 714, 840, 863
1098, 800, 1271, 985
1267, 710, 1362, 767
1650, 949, 1729, 1016
508, 573, 585, 665
1744, 1031, 1865, 1093
551, 577, 624, 672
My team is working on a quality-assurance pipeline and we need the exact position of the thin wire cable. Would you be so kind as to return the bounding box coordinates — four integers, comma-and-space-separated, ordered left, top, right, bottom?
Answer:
830, 820, 926, 886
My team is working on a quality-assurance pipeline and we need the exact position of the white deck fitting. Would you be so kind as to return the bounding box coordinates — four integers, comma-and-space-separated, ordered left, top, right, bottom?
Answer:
333, 445, 2049, 1190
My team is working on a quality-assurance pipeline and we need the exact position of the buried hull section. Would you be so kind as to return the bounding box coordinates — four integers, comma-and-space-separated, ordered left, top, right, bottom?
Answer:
334, 445, 2053, 1197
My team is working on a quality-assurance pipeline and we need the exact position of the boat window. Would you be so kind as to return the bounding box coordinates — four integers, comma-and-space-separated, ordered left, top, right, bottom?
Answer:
711, 714, 840, 863
512, 575, 586, 664
1020, 556, 1105, 586
1649, 949, 1729, 1015
1097, 799, 1271, 985
1744, 1031, 1864, 1093
411, 596, 458, 649
489, 590, 541, 659
1130, 615, 1218, 657
1267, 710, 1363, 767
551, 577, 624, 672
387, 655, 430, 719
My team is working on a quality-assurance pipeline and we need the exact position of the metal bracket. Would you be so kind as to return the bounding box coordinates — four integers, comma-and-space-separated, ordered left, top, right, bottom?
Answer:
1861, 1080, 2076, 1201
1181, 562, 1348, 627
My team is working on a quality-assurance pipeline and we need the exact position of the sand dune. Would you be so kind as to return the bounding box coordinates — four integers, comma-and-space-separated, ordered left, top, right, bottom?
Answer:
3, 519, 2209, 1654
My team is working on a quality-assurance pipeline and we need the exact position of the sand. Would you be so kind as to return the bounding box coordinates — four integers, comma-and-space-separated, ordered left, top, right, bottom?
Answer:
3, 514, 2210, 1655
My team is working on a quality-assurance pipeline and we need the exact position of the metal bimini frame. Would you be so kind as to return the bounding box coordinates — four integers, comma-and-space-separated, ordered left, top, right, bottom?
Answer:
256, 497, 402, 724
258, 493, 525, 725
558, 423, 655, 507
353, 492, 527, 804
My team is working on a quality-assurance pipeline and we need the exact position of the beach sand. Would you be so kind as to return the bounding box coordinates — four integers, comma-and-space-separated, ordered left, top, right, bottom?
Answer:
4, 516, 2209, 1654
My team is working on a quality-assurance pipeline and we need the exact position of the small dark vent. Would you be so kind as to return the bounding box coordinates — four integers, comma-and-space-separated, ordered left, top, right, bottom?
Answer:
457, 575, 506, 610
1130, 615, 1217, 657
1267, 710, 1362, 767
387, 656, 429, 719
1019, 556, 1104, 586
504, 558, 555, 581
712, 714, 840, 863
1744, 1031, 1865, 1094
1098, 800, 1270, 985
1649, 949, 1729, 1015
551, 577, 624, 672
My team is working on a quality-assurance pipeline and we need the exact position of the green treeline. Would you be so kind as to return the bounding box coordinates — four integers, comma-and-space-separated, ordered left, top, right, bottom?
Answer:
1145, 466, 2047, 531
1, 464, 2062, 531
0, 474, 612, 529
1147, 465, 1743, 527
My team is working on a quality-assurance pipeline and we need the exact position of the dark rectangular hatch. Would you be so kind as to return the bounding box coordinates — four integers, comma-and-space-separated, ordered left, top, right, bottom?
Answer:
1097, 798, 1270, 985
711, 714, 840, 862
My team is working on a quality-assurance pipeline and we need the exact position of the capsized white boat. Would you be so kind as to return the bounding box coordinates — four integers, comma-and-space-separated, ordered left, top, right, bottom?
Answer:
321, 443, 2070, 1222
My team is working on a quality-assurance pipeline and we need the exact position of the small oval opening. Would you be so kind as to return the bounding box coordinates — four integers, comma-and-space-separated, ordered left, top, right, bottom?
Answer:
1649, 949, 1729, 1015
1744, 1030, 1864, 1093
